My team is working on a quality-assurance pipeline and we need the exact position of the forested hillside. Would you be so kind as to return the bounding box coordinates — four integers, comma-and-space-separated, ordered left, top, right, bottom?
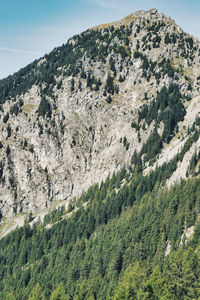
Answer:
0, 8, 200, 299
1, 158, 200, 299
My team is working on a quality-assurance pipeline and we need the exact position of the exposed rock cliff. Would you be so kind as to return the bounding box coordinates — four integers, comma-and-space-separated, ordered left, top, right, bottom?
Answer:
0, 8, 200, 219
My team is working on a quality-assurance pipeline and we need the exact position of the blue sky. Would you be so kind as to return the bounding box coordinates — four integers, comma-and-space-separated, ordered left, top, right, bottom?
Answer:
1, 0, 200, 79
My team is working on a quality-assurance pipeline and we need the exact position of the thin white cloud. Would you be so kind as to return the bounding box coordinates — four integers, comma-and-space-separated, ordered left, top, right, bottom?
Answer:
92, 0, 119, 9
0, 47, 42, 56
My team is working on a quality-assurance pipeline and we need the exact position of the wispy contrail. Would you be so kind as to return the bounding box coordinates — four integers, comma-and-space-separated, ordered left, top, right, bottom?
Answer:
0, 46, 42, 55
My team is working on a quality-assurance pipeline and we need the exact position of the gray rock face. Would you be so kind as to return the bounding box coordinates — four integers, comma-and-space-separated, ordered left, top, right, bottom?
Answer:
0, 82, 142, 217
0, 9, 200, 218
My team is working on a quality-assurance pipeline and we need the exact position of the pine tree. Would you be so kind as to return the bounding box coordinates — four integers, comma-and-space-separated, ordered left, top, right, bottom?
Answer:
50, 283, 69, 300
29, 283, 46, 300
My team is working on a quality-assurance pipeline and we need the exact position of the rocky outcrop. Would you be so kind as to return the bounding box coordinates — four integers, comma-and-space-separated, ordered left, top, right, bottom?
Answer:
0, 8, 200, 219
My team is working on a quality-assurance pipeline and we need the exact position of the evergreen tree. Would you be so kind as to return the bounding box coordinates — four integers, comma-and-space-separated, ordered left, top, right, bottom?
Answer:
29, 284, 46, 300
50, 283, 69, 300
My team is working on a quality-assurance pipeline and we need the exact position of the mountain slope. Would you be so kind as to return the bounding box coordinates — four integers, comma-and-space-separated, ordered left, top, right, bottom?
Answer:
0, 8, 200, 224
0, 8, 200, 299
0, 159, 200, 299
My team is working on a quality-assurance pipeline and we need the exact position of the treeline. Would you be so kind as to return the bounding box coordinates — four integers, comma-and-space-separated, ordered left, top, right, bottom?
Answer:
0, 158, 200, 298
132, 84, 186, 165
0, 22, 133, 106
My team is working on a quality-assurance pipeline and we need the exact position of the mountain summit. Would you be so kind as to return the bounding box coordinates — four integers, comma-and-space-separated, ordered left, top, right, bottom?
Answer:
0, 8, 200, 226
0, 9, 200, 299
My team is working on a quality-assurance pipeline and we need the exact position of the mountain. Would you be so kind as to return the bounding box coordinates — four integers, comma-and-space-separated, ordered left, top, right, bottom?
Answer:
0, 8, 200, 298
0, 8, 200, 224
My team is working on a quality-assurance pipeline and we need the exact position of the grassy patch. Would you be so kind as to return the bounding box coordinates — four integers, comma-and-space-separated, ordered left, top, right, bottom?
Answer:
22, 104, 36, 113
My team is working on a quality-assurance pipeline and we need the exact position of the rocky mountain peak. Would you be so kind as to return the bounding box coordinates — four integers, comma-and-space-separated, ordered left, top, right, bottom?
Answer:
0, 9, 200, 234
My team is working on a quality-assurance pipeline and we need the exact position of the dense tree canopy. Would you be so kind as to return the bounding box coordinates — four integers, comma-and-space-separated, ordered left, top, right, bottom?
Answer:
0, 156, 200, 298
